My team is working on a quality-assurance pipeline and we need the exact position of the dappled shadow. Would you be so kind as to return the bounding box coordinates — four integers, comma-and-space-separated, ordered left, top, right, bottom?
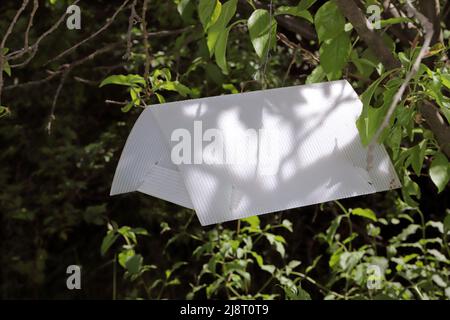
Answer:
112, 80, 400, 225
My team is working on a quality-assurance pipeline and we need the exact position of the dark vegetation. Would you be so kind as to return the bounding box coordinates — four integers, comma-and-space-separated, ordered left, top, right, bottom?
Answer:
0, 0, 449, 299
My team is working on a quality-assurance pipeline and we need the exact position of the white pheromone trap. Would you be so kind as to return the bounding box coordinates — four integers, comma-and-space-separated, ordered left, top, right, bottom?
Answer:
110, 80, 401, 225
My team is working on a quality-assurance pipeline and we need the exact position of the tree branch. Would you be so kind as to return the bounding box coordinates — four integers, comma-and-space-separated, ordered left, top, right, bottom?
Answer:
335, 0, 400, 70
367, 0, 435, 168
24, 0, 39, 51
45, 42, 121, 134
46, 0, 130, 65
419, 101, 450, 158
0, 0, 30, 105
8, 0, 81, 67
124, 0, 138, 60
419, 0, 442, 45
382, 0, 416, 45
141, 0, 151, 83
0, 0, 30, 49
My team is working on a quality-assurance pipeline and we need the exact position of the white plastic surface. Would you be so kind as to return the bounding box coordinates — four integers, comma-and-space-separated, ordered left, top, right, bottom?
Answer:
110, 80, 401, 225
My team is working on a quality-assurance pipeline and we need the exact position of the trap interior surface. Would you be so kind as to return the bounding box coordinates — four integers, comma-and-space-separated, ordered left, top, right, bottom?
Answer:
111, 80, 401, 225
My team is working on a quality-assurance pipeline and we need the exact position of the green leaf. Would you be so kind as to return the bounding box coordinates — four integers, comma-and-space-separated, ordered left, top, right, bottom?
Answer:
129, 87, 141, 108
241, 215, 260, 230
166, 261, 187, 279
261, 264, 276, 274
172, 82, 192, 97
360, 71, 394, 107
198, 0, 221, 31
339, 251, 364, 271
222, 83, 238, 93
356, 69, 396, 145
329, 249, 342, 268
391, 224, 420, 242
297, 0, 317, 11
409, 140, 427, 176
159, 81, 192, 97
281, 219, 293, 232
432, 274, 447, 288
177, 0, 195, 23
130, 227, 149, 236
205, 63, 225, 85
443, 214, 450, 233
207, 0, 237, 55
125, 254, 143, 275
265, 233, 286, 257
152, 68, 172, 82
99, 74, 145, 88
248, 9, 277, 59
306, 255, 321, 274
155, 92, 165, 103
250, 251, 263, 266
275, 6, 313, 23
440, 73, 450, 90
121, 102, 133, 113
101, 232, 119, 256
388, 125, 402, 160
0, 106, 10, 118
206, 278, 223, 298
326, 216, 342, 245
214, 26, 231, 74
319, 32, 351, 80
428, 249, 448, 263
118, 249, 135, 268
379, 17, 413, 28
285, 285, 311, 300
306, 65, 325, 84
351, 208, 377, 222
314, 1, 345, 43
401, 174, 420, 206
3, 60, 11, 76
429, 153, 450, 193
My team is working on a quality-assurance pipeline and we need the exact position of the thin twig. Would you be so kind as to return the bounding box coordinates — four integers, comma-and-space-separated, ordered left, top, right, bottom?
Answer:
147, 26, 195, 38
105, 100, 128, 105
5, 42, 120, 92
277, 32, 319, 63
73, 76, 99, 86
4, 73, 58, 91
366, 0, 434, 170
46, 42, 121, 134
46, 0, 130, 65
47, 68, 71, 134
335, 0, 400, 70
282, 45, 299, 86
141, 0, 151, 97
0, 0, 30, 105
24, 0, 39, 51
1, 0, 30, 49
124, 0, 138, 60
8, 0, 81, 67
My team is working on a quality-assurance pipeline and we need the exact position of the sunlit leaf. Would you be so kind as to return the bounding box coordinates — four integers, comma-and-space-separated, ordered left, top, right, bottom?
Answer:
248, 9, 277, 59
429, 153, 450, 193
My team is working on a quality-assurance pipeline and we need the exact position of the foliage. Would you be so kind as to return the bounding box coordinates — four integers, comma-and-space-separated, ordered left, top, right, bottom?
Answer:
1, 0, 449, 299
